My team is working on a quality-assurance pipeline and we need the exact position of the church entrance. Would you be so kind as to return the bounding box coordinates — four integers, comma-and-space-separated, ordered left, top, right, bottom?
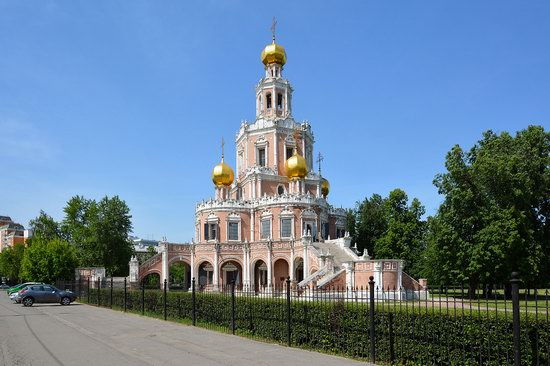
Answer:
294, 257, 304, 283
198, 262, 214, 289
273, 259, 289, 289
221, 261, 242, 287
254, 260, 268, 292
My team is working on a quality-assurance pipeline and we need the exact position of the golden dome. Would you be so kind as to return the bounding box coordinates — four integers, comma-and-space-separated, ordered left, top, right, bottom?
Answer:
212, 157, 234, 187
285, 150, 308, 180
321, 178, 330, 197
261, 41, 287, 66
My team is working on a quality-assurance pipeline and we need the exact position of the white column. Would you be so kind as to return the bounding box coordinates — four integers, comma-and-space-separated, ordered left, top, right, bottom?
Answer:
161, 242, 169, 291
267, 246, 272, 289
290, 247, 295, 282
250, 209, 255, 242
302, 244, 309, 279
274, 131, 278, 174
213, 246, 220, 291
258, 177, 262, 197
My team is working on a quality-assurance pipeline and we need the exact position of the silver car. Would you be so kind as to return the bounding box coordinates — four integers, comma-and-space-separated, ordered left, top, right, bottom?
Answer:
15, 284, 77, 306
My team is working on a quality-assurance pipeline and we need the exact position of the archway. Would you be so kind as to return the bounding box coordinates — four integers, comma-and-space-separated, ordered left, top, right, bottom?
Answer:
220, 260, 242, 288
273, 258, 289, 289
169, 261, 191, 291
143, 273, 160, 289
198, 261, 214, 289
294, 257, 304, 283
253, 260, 268, 292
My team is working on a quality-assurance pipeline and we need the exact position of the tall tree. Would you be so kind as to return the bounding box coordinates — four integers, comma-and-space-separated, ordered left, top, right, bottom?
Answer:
374, 189, 427, 278
63, 195, 133, 276
20, 238, 77, 283
28, 210, 63, 244
425, 126, 550, 287
0, 244, 25, 282
354, 194, 387, 257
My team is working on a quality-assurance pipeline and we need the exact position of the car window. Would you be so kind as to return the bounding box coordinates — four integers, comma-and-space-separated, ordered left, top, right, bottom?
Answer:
43, 286, 55, 292
30, 286, 43, 291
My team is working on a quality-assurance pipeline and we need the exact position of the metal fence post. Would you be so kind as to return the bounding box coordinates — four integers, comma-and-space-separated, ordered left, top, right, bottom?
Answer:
97, 278, 100, 306
511, 272, 521, 366
369, 275, 376, 363
231, 280, 236, 335
192, 277, 196, 326
389, 312, 395, 363
124, 277, 127, 312
286, 277, 291, 347
78, 276, 82, 299
163, 279, 167, 321
87, 277, 90, 303
110, 277, 113, 309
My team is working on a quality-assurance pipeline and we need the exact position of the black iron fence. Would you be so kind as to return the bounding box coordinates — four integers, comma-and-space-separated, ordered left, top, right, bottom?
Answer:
59, 273, 550, 365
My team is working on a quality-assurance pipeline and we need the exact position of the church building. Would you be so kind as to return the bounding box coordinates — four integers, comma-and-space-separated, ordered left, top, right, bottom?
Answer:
134, 28, 424, 296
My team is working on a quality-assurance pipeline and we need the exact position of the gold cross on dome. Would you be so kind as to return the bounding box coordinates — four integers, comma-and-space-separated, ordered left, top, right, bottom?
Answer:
316, 152, 324, 174
271, 17, 277, 41
221, 137, 225, 159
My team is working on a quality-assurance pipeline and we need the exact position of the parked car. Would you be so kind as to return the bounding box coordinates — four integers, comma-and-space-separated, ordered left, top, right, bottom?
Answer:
0, 283, 10, 290
7, 282, 43, 295
15, 284, 77, 307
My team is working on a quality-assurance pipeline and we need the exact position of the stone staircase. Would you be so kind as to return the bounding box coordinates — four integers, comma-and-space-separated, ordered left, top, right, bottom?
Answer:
298, 238, 361, 289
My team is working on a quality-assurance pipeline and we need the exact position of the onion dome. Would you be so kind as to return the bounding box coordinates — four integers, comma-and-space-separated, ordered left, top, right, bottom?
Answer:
212, 157, 234, 187
261, 40, 287, 66
321, 178, 330, 198
285, 149, 308, 180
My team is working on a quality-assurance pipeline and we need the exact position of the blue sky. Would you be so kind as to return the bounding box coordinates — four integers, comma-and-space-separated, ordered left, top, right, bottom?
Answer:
1, 1, 549, 242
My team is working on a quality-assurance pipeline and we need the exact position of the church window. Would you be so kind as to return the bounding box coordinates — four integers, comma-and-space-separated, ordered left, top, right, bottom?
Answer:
280, 218, 292, 238
277, 93, 283, 109
286, 147, 293, 160
228, 222, 239, 241
275, 68, 279, 77
258, 148, 266, 167
277, 185, 285, 196
266, 93, 272, 109
205, 223, 218, 241
261, 219, 271, 239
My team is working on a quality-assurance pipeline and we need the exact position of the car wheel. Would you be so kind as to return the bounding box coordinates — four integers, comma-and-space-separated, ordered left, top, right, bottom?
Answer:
23, 297, 34, 307
61, 297, 71, 306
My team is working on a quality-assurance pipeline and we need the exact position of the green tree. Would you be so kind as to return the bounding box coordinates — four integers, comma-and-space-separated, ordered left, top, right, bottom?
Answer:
425, 126, 550, 287
0, 244, 25, 282
354, 193, 387, 256
62, 195, 133, 276
20, 238, 77, 283
169, 262, 187, 287
27, 210, 63, 245
374, 189, 427, 278
136, 246, 158, 264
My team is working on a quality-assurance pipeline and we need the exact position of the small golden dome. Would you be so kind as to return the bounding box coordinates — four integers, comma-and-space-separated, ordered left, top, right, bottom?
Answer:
285, 150, 308, 180
321, 178, 330, 197
261, 41, 287, 66
212, 158, 234, 187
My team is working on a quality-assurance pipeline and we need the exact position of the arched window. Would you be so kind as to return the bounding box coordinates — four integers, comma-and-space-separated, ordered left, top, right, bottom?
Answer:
277, 185, 285, 196
277, 93, 283, 109
266, 93, 272, 109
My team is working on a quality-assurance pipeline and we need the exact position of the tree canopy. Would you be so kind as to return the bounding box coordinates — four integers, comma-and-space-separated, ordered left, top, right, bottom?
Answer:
424, 125, 550, 287
20, 238, 77, 283
62, 195, 133, 276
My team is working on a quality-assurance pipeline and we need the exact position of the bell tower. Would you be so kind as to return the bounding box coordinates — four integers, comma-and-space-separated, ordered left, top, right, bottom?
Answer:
256, 18, 293, 120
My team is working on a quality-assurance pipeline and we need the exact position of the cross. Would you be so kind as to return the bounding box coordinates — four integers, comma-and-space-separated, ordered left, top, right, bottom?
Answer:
316, 152, 324, 174
221, 137, 225, 159
271, 17, 277, 41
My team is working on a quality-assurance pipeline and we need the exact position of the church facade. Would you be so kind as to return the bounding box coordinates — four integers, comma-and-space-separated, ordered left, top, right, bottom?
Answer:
134, 32, 424, 295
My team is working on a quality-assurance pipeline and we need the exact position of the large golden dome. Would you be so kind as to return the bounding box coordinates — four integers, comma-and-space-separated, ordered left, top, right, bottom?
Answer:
321, 178, 330, 197
261, 41, 287, 66
212, 158, 234, 187
285, 150, 308, 180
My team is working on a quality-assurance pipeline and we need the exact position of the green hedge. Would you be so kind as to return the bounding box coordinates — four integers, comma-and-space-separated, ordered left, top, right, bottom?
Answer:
83, 289, 549, 365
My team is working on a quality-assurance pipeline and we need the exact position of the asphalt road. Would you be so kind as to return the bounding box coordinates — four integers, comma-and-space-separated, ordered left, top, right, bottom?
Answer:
0, 291, 368, 366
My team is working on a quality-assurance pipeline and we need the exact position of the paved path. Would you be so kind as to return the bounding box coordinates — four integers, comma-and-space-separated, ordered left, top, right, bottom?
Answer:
0, 292, 369, 365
